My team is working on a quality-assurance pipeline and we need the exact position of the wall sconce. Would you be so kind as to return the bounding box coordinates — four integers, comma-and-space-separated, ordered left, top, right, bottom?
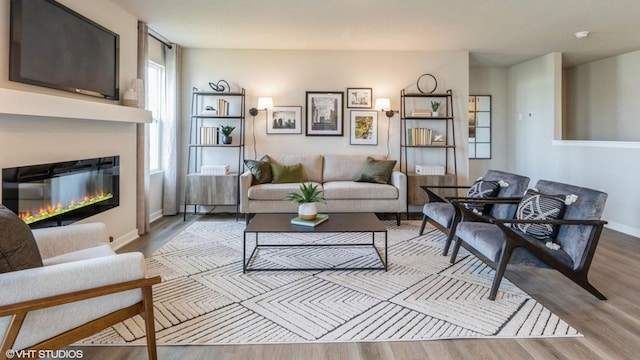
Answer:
374, 98, 396, 158
249, 97, 273, 159
250, 97, 274, 116
374, 98, 395, 118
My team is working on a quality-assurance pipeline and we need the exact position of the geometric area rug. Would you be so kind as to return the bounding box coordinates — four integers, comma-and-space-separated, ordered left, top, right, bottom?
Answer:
79, 219, 580, 345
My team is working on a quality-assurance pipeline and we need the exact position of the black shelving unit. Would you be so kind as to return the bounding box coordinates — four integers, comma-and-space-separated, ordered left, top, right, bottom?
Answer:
400, 89, 458, 208
184, 88, 245, 220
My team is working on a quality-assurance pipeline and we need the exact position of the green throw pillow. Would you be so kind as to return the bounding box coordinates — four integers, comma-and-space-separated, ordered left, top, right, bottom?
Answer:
355, 157, 397, 184
271, 163, 303, 184
244, 155, 272, 184
0, 204, 43, 273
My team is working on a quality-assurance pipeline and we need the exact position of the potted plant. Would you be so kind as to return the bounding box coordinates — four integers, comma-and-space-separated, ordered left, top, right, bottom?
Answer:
220, 125, 235, 144
286, 182, 326, 220
431, 101, 441, 117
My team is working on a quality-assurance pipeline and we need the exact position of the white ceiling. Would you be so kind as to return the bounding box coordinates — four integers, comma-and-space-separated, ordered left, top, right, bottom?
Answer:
109, 0, 640, 67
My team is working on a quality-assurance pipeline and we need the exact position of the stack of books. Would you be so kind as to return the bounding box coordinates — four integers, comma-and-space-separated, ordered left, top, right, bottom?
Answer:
199, 127, 218, 144
290, 213, 329, 227
217, 99, 229, 116
410, 109, 432, 117
406, 128, 433, 146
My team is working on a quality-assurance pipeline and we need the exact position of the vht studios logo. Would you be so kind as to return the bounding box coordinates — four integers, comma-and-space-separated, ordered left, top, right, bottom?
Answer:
5, 349, 84, 359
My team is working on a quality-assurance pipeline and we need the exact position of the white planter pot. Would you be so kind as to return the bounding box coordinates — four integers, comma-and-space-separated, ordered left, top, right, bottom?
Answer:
432, 111, 439, 117
298, 203, 318, 220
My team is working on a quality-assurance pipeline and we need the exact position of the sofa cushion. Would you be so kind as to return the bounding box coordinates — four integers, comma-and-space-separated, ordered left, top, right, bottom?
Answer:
271, 163, 303, 184
268, 154, 323, 183
248, 182, 323, 201
355, 157, 397, 184
0, 204, 43, 273
323, 154, 386, 182
323, 181, 398, 200
244, 155, 272, 184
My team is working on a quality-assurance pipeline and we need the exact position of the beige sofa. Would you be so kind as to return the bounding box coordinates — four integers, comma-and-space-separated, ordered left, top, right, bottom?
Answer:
240, 154, 407, 224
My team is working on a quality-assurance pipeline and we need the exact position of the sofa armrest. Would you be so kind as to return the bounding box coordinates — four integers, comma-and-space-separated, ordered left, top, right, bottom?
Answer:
390, 171, 407, 210
33, 222, 109, 260
239, 171, 254, 213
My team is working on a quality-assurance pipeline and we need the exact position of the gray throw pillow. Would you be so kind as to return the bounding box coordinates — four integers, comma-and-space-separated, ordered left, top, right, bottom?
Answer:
355, 157, 397, 184
0, 204, 43, 273
244, 155, 272, 184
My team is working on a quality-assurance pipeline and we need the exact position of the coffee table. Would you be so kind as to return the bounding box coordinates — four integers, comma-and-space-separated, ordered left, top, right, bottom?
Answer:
243, 213, 388, 272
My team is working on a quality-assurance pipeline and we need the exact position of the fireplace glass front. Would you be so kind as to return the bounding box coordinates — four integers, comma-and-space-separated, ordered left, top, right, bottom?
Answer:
2, 156, 120, 228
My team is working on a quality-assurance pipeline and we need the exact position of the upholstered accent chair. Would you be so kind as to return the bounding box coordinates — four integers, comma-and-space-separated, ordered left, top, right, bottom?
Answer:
450, 180, 608, 301
419, 170, 530, 256
0, 222, 160, 359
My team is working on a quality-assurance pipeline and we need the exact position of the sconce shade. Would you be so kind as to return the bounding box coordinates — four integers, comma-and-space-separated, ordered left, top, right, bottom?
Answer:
257, 97, 274, 110
374, 98, 391, 111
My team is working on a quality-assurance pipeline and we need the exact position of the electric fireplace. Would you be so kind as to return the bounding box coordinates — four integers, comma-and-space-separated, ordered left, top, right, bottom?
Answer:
2, 156, 119, 228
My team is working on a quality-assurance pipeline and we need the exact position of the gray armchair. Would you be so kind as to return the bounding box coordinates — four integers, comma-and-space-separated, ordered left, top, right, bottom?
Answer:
450, 180, 608, 301
0, 221, 160, 359
419, 170, 530, 256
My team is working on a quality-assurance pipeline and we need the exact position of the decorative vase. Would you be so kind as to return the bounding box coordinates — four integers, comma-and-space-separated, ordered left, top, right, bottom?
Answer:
221, 135, 232, 144
298, 203, 318, 220
123, 87, 138, 107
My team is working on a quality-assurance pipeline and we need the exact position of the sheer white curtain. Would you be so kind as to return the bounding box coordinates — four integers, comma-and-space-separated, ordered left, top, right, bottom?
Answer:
137, 22, 150, 234
137, 22, 180, 226
162, 44, 181, 215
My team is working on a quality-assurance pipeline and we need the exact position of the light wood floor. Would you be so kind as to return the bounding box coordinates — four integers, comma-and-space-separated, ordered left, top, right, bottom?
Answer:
71, 214, 640, 360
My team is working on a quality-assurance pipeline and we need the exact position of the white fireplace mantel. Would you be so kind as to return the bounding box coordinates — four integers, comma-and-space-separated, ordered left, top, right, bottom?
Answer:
0, 88, 151, 123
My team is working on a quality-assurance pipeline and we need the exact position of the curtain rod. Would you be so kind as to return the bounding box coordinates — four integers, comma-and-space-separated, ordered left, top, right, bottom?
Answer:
149, 31, 173, 49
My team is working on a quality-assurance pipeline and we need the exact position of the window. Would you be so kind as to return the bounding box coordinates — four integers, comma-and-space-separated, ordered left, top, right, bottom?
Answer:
468, 95, 492, 159
147, 61, 166, 171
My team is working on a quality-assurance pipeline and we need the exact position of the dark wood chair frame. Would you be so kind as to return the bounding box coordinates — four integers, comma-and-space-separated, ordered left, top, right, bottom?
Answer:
419, 185, 522, 257
450, 198, 607, 301
419, 185, 471, 255
0, 276, 162, 360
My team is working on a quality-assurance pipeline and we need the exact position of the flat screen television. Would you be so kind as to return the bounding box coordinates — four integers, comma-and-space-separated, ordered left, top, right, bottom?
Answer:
9, 0, 120, 100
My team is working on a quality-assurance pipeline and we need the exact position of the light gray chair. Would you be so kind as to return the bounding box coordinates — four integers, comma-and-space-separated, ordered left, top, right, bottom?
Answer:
0, 220, 161, 359
450, 179, 608, 301
419, 170, 530, 256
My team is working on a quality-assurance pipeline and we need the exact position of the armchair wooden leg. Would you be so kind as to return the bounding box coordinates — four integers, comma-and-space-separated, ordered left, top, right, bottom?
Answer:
141, 286, 158, 360
442, 216, 460, 257
572, 274, 607, 300
488, 242, 516, 301
396, 213, 401, 226
449, 236, 462, 264
419, 215, 428, 235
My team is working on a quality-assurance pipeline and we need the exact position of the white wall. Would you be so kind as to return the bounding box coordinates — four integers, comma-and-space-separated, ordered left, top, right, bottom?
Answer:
180, 49, 470, 211
508, 53, 640, 237
564, 50, 640, 141
0, 0, 141, 242
468, 67, 509, 180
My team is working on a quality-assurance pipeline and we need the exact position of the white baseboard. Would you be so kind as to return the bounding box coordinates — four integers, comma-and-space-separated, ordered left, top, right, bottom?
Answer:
605, 221, 640, 238
111, 229, 140, 251
150, 210, 164, 223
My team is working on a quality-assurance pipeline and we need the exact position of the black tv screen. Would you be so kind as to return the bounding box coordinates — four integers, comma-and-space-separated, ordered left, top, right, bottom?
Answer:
9, 0, 120, 100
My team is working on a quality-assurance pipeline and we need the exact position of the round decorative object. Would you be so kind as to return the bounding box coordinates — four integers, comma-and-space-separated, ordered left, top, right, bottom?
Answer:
209, 80, 231, 92
416, 73, 437, 94
221, 135, 232, 145
298, 203, 318, 220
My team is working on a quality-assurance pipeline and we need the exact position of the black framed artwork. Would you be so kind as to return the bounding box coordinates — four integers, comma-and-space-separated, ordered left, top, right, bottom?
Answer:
305, 91, 344, 136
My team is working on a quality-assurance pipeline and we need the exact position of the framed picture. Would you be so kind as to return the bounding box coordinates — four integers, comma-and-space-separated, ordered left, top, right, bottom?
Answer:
350, 110, 378, 145
306, 91, 344, 136
347, 88, 372, 108
267, 106, 302, 134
